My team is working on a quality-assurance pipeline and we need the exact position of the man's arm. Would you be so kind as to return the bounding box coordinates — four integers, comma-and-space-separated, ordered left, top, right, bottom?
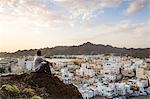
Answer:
43, 60, 53, 67
35, 64, 42, 71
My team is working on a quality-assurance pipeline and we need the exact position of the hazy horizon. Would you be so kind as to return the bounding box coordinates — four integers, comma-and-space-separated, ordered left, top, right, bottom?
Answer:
0, 0, 150, 52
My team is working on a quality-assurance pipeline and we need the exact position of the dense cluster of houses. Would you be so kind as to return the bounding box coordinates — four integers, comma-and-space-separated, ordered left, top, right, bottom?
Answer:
50, 55, 150, 99
0, 56, 33, 74
0, 55, 150, 99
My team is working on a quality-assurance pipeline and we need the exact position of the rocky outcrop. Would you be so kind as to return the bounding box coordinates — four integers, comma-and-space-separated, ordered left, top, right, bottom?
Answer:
0, 72, 83, 99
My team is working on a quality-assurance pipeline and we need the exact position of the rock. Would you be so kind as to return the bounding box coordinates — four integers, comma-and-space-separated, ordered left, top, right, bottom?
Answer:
0, 72, 83, 99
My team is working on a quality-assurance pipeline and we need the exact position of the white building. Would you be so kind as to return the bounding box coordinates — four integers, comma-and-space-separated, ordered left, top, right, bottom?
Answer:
61, 68, 73, 84
76, 64, 96, 77
96, 83, 117, 98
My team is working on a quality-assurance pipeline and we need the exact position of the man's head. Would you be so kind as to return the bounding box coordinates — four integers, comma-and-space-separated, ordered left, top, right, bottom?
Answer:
37, 50, 42, 56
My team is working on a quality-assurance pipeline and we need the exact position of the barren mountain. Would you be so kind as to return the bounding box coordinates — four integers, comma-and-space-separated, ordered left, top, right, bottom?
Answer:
0, 42, 149, 58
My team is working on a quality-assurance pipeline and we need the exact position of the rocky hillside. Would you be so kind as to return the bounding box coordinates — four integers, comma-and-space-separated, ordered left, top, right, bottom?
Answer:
0, 72, 83, 99
0, 42, 149, 58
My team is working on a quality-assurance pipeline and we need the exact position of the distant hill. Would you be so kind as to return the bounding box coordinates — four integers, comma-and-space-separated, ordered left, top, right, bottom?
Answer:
0, 42, 149, 58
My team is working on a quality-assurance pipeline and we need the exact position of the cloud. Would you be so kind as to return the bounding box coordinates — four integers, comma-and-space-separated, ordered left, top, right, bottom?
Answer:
0, 0, 65, 26
0, 0, 149, 51
54, 0, 122, 20
0, 0, 148, 26
75, 20, 150, 48
125, 0, 150, 15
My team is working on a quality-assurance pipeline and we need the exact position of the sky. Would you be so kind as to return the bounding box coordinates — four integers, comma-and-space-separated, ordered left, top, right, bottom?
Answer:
0, 0, 150, 52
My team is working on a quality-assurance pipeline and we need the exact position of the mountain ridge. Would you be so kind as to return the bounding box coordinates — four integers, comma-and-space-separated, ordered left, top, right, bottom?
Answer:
0, 42, 149, 58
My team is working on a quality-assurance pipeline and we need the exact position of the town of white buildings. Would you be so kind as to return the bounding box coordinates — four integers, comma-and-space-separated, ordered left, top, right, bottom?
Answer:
0, 55, 150, 99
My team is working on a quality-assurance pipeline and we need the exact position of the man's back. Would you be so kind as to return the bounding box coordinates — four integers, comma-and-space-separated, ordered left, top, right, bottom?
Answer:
34, 56, 43, 70
33, 50, 51, 75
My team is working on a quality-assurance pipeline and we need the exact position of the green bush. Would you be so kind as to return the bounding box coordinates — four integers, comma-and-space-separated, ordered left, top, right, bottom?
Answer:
0, 67, 5, 73
11, 85, 20, 93
31, 95, 42, 99
22, 88, 35, 96
0, 85, 38, 98
0, 84, 20, 94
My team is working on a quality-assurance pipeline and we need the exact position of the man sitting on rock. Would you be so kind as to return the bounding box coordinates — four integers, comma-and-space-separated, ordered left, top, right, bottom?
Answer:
33, 50, 51, 75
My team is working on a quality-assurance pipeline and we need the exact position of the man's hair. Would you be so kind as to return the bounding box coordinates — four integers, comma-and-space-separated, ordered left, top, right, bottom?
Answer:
37, 50, 41, 56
